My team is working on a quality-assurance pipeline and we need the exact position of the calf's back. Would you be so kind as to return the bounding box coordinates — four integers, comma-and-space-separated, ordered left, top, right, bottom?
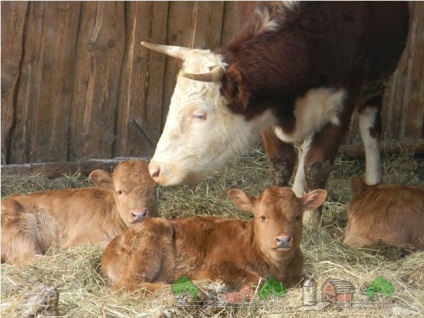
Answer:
1, 160, 157, 264
344, 177, 424, 248
101, 186, 327, 292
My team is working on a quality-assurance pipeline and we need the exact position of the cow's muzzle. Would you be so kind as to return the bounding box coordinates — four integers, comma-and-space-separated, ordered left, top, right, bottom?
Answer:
148, 162, 161, 182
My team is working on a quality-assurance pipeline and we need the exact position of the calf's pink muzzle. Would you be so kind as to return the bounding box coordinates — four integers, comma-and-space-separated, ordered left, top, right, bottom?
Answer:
130, 210, 149, 223
276, 234, 293, 249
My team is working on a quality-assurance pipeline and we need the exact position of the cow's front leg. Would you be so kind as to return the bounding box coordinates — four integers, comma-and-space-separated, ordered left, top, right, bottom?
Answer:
358, 96, 382, 185
293, 106, 354, 225
262, 127, 296, 186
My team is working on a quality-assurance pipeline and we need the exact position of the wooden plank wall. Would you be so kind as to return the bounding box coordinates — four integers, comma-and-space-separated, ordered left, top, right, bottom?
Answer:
1, 1, 423, 165
390, 2, 424, 142
346, 2, 424, 151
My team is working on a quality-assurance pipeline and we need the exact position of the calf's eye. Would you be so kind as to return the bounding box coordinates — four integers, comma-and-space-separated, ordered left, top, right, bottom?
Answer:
296, 215, 301, 221
117, 190, 123, 195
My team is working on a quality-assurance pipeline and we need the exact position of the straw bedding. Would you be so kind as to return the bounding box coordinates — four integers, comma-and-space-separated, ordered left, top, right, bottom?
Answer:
2, 150, 423, 317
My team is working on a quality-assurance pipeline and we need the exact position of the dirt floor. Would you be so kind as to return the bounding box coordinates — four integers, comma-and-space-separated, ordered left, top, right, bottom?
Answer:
1, 150, 423, 317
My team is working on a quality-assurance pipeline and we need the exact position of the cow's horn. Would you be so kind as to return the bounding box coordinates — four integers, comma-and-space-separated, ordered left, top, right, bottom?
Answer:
182, 65, 225, 82
140, 41, 192, 60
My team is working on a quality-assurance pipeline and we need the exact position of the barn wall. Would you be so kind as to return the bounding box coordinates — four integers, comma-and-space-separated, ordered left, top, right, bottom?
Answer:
2, 1, 423, 165
345, 2, 424, 150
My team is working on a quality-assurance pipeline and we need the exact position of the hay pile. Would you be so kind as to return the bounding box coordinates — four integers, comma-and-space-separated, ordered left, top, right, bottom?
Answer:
1, 150, 423, 317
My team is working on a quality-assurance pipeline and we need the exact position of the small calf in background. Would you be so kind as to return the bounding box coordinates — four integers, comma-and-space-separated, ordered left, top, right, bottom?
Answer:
2, 160, 158, 264
101, 186, 327, 294
344, 176, 424, 249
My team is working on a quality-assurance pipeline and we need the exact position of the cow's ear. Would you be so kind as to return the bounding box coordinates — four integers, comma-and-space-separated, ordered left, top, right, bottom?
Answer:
89, 170, 113, 189
228, 189, 255, 212
301, 189, 327, 211
221, 65, 250, 112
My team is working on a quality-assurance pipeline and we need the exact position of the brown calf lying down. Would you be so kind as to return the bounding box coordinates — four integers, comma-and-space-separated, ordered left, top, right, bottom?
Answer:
101, 186, 327, 293
344, 176, 424, 249
1, 160, 157, 264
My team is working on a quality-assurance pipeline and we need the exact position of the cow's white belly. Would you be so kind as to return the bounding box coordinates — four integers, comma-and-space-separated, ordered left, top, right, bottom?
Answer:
274, 87, 346, 144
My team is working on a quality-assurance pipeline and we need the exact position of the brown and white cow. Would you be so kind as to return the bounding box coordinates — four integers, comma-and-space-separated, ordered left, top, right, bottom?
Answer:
101, 186, 327, 293
141, 2, 408, 222
344, 176, 424, 249
1, 160, 158, 264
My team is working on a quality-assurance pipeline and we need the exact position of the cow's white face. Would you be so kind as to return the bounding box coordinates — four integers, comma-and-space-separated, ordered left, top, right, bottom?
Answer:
145, 46, 274, 185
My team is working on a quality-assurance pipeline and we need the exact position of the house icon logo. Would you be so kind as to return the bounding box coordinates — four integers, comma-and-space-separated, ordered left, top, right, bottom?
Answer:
302, 277, 356, 310
321, 278, 355, 307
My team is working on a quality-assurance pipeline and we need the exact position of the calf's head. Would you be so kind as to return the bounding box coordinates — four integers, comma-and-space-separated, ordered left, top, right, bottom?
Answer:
89, 160, 158, 226
229, 187, 327, 255
141, 42, 275, 186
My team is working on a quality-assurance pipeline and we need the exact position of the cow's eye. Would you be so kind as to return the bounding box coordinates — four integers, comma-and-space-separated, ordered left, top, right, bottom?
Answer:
260, 215, 266, 221
117, 190, 123, 195
296, 215, 301, 221
192, 112, 207, 121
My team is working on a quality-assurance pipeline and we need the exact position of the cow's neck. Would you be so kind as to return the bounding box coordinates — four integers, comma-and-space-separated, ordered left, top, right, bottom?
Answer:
217, 24, 309, 121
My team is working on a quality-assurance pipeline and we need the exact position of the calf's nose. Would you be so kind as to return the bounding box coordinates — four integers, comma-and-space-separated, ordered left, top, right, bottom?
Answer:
131, 210, 149, 223
148, 162, 161, 181
276, 235, 292, 249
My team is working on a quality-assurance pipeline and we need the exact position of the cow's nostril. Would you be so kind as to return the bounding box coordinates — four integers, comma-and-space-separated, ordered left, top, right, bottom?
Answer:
149, 163, 160, 180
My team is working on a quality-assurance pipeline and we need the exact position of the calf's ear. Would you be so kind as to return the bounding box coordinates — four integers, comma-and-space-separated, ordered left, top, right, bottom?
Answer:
228, 189, 255, 212
301, 189, 327, 211
89, 170, 113, 189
